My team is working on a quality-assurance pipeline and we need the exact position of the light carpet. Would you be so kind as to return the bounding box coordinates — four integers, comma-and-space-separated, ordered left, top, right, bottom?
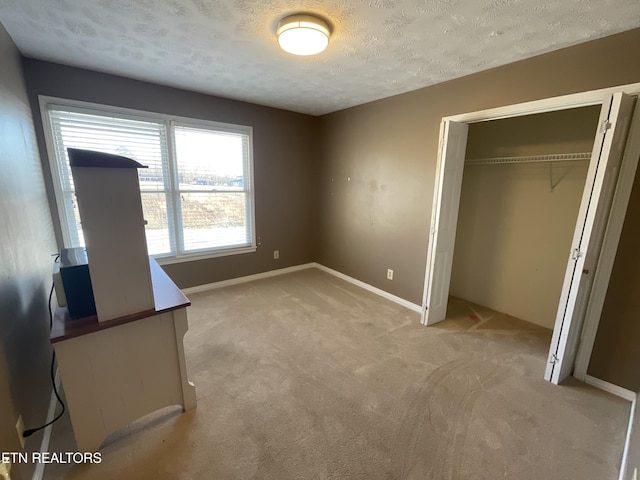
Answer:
43, 268, 630, 479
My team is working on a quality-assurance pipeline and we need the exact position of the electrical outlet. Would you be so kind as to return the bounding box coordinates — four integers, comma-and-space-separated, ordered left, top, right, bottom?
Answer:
387, 269, 394, 280
273, 250, 280, 260
16, 415, 25, 449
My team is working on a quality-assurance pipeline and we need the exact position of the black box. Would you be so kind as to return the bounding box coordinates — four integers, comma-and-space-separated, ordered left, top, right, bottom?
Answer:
59, 247, 97, 319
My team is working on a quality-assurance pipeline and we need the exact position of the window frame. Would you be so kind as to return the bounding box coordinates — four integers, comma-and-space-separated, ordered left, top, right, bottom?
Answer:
39, 95, 257, 265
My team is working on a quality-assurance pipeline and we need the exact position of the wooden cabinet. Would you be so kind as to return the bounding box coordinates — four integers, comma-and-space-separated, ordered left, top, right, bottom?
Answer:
51, 258, 196, 452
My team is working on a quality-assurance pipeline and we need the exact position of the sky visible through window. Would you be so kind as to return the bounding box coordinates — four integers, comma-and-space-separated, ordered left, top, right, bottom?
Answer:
174, 126, 244, 182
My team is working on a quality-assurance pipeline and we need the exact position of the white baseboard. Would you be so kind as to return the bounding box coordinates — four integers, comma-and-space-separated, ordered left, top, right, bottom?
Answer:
620, 393, 639, 480
313, 263, 423, 313
182, 262, 422, 314
584, 375, 636, 402
182, 263, 316, 295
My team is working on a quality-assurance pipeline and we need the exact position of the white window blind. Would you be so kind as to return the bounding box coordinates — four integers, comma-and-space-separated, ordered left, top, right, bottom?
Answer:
45, 103, 255, 261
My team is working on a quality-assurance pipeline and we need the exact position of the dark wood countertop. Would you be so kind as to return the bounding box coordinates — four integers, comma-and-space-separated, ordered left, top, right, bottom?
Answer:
51, 257, 190, 343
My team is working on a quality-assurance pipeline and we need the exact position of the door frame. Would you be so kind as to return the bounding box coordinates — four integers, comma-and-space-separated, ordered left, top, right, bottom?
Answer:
421, 81, 640, 382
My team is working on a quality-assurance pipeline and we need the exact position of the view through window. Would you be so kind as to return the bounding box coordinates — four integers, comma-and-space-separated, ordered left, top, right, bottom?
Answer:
45, 104, 255, 260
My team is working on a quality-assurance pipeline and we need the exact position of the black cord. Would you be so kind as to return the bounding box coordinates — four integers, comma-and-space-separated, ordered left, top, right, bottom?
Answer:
23, 276, 66, 438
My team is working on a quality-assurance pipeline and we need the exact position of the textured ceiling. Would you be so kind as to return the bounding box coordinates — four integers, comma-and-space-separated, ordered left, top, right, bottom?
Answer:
0, 0, 639, 116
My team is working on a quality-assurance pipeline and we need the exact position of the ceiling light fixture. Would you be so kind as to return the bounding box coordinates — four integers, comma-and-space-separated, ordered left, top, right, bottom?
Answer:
277, 14, 330, 56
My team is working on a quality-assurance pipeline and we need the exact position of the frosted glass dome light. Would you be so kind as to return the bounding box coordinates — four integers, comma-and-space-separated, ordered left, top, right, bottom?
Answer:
277, 14, 330, 56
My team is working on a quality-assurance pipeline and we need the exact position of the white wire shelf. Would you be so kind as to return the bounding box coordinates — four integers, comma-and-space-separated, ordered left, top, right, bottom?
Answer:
465, 152, 592, 166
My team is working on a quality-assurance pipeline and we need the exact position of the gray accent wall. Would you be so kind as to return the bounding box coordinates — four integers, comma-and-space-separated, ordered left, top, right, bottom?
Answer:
0, 23, 57, 479
22, 59, 321, 289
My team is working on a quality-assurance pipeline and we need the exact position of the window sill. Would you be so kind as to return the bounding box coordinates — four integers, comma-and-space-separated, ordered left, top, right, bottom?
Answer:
154, 246, 257, 265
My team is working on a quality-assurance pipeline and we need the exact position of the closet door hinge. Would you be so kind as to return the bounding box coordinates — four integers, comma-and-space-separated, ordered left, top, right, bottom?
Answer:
600, 119, 612, 133
570, 248, 584, 260
549, 354, 559, 365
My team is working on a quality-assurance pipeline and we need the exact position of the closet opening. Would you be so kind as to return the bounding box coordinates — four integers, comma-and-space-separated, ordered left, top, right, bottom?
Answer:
421, 86, 640, 386
450, 106, 600, 335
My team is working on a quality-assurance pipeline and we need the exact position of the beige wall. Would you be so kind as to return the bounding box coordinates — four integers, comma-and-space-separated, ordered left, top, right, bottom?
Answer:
22, 59, 321, 289
0, 23, 58, 479
319, 29, 640, 305
319, 29, 640, 386
588, 154, 640, 391
452, 163, 589, 329
450, 108, 599, 328
465, 107, 602, 159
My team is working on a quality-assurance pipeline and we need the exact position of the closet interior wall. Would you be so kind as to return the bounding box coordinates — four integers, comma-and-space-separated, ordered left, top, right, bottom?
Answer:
449, 106, 601, 329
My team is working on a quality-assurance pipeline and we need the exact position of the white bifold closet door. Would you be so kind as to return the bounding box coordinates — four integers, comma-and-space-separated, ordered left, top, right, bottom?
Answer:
423, 92, 636, 386
545, 92, 636, 384
422, 120, 468, 326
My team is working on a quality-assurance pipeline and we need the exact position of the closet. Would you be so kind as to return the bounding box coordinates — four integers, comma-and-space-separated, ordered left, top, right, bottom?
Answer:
448, 106, 602, 330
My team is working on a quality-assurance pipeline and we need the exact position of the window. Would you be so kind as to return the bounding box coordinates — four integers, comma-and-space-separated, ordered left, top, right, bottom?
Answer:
43, 99, 255, 262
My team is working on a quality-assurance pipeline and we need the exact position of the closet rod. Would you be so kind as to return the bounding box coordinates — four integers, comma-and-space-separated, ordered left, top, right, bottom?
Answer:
466, 152, 591, 166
